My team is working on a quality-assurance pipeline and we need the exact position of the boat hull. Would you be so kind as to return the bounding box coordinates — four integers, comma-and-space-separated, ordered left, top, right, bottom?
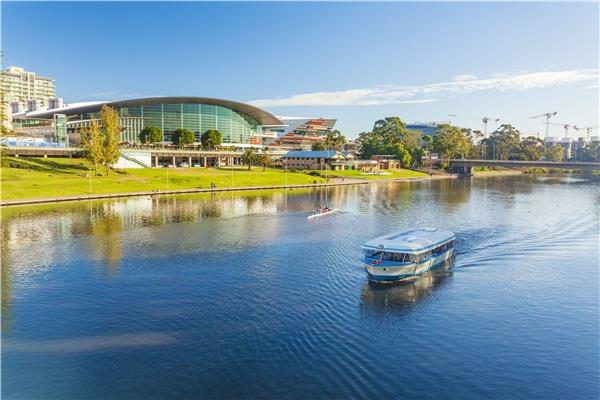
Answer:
365, 249, 454, 282
307, 209, 339, 219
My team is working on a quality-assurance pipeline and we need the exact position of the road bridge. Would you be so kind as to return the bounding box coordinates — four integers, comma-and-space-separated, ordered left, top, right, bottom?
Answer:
449, 159, 600, 175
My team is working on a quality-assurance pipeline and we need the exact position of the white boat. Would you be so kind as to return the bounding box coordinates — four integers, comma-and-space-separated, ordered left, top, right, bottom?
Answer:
362, 229, 455, 282
307, 208, 339, 219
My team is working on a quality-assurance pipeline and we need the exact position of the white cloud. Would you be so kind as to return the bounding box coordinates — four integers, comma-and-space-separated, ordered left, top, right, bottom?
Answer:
453, 74, 478, 81
249, 69, 599, 107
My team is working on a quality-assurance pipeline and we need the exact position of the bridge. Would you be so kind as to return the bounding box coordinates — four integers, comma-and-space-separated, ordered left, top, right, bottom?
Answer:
449, 159, 600, 175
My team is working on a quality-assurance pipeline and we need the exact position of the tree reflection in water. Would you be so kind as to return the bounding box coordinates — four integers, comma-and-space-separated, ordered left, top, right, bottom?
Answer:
88, 203, 124, 273
361, 259, 454, 313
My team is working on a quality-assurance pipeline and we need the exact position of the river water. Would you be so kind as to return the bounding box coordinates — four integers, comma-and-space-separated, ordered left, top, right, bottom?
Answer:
1, 175, 598, 399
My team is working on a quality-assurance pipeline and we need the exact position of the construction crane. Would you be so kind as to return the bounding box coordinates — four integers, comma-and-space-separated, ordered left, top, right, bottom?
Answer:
572, 125, 598, 142
529, 112, 557, 138
447, 114, 500, 138
548, 122, 571, 139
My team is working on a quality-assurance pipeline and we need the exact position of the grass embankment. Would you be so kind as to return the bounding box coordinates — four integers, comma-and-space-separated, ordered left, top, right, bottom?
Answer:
313, 169, 427, 180
1, 157, 326, 201
472, 166, 522, 175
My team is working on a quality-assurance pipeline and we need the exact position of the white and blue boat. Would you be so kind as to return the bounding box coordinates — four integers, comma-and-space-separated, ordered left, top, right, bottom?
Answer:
362, 229, 455, 282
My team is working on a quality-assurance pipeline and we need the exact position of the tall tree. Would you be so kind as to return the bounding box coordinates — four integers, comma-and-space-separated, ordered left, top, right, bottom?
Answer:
545, 144, 564, 162
172, 128, 195, 146
357, 117, 417, 159
201, 129, 222, 150
421, 134, 433, 151
258, 153, 272, 171
139, 126, 163, 144
100, 105, 121, 175
324, 129, 346, 151
432, 124, 472, 166
241, 148, 257, 170
575, 142, 600, 162
518, 136, 545, 161
483, 124, 521, 160
81, 118, 103, 175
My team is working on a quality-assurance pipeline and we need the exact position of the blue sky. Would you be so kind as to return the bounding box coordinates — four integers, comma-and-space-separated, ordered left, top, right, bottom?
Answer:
2, 1, 598, 138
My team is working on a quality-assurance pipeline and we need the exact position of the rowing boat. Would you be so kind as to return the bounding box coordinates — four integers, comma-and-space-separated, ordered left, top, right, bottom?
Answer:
307, 208, 339, 219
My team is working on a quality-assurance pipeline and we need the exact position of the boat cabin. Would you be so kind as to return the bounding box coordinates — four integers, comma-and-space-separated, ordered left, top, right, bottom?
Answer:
362, 229, 455, 264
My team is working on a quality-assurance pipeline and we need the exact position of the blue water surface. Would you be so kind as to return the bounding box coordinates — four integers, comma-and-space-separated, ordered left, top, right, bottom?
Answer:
2, 176, 598, 399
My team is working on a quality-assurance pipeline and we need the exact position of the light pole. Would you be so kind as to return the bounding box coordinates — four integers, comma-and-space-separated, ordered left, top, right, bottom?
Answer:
88, 168, 92, 194
231, 157, 234, 188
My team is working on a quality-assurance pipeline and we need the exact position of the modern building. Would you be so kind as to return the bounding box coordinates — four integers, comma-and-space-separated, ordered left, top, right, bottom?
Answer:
270, 117, 337, 150
282, 150, 379, 171
2, 66, 56, 112
11, 97, 284, 148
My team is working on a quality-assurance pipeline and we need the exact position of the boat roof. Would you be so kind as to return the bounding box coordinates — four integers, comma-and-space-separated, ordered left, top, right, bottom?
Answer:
362, 229, 455, 254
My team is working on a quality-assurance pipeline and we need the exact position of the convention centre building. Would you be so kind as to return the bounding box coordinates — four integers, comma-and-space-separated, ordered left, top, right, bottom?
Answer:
11, 96, 284, 147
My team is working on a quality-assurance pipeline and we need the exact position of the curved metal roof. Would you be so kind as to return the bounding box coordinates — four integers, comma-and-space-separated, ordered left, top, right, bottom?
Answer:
16, 97, 283, 126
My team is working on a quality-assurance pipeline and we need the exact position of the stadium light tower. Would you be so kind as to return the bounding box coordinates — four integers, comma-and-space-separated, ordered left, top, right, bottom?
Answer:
447, 114, 500, 138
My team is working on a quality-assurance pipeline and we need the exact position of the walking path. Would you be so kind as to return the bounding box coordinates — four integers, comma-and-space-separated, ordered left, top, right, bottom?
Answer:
1, 174, 454, 207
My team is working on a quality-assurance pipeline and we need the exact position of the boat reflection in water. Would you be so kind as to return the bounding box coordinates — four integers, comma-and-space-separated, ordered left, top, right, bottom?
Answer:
361, 259, 454, 313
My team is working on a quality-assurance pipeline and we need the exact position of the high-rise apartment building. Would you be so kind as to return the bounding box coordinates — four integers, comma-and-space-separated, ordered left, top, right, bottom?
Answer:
1, 66, 56, 112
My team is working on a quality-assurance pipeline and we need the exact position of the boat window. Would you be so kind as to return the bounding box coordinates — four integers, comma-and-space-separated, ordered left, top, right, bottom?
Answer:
364, 250, 382, 258
365, 250, 409, 262
381, 252, 393, 261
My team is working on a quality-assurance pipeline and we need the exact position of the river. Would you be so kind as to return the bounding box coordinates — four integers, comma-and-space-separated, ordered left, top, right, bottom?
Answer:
1, 175, 598, 399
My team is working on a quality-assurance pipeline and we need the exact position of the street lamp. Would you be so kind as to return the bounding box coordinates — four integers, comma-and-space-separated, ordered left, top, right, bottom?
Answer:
88, 167, 92, 194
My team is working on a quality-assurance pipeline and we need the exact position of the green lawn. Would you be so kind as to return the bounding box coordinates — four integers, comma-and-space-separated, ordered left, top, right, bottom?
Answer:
315, 168, 427, 180
1, 157, 326, 201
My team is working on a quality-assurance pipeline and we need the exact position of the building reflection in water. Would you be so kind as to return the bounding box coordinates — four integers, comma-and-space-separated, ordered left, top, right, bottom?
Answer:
360, 260, 454, 313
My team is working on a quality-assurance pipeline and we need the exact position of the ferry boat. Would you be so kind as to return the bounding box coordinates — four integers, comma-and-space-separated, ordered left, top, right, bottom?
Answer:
362, 229, 455, 281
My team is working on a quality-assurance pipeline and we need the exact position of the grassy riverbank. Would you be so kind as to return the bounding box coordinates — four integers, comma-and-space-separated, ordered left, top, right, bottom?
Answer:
1, 157, 327, 201
472, 166, 523, 176
1, 157, 427, 201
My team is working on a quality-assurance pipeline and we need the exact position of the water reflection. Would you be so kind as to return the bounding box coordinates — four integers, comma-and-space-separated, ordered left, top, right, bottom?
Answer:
361, 261, 453, 313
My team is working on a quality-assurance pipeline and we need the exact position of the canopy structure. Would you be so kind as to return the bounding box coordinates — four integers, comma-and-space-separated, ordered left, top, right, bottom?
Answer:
13, 96, 283, 126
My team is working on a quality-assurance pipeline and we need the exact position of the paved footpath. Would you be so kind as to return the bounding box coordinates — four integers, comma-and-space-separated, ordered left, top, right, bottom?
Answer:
1, 175, 454, 207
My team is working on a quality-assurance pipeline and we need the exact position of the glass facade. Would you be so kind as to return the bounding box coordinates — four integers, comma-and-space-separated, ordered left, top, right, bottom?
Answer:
116, 102, 263, 144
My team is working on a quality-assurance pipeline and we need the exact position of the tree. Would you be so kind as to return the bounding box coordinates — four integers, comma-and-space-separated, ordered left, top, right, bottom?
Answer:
81, 118, 103, 175
241, 148, 257, 170
421, 134, 433, 151
545, 144, 564, 162
311, 141, 326, 151
139, 126, 163, 144
324, 129, 346, 151
172, 128, 195, 146
388, 143, 413, 167
258, 153, 272, 171
483, 124, 521, 160
100, 105, 121, 175
518, 136, 545, 161
432, 124, 472, 166
575, 142, 600, 162
356, 117, 424, 166
201, 129, 222, 150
